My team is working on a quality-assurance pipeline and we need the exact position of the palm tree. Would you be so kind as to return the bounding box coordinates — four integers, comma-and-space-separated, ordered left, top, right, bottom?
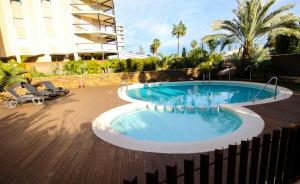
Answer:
191, 40, 198, 49
206, 39, 220, 53
138, 45, 145, 55
202, 0, 300, 60
150, 38, 161, 56
172, 21, 187, 54
157, 53, 177, 69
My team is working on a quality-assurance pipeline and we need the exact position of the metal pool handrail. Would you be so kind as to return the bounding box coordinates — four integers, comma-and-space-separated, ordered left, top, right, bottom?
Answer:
252, 77, 278, 102
120, 81, 129, 94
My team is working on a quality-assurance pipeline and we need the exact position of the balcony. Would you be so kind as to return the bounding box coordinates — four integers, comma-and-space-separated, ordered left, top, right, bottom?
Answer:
73, 24, 116, 36
71, 3, 114, 18
71, 0, 113, 11
76, 43, 118, 53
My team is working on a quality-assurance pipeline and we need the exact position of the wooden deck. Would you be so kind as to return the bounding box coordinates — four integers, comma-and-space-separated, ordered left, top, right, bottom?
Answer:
0, 86, 299, 184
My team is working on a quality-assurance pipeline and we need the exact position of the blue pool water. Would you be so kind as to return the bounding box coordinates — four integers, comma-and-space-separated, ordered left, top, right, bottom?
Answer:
110, 108, 242, 142
127, 82, 274, 106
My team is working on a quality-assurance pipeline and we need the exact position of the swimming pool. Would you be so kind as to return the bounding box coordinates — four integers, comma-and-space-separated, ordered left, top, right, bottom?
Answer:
119, 81, 292, 106
111, 108, 242, 142
93, 81, 292, 153
93, 103, 265, 153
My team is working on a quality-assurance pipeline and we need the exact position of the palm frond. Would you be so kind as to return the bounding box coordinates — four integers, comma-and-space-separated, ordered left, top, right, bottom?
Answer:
269, 27, 300, 38
263, 4, 295, 24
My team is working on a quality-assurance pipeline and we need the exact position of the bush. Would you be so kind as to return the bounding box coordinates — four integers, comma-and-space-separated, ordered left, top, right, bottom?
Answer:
109, 58, 157, 72
99, 60, 112, 73
63, 60, 87, 75
63, 55, 207, 75
86, 60, 101, 74
197, 53, 224, 74
109, 59, 126, 72
167, 56, 188, 69
142, 57, 157, 71
0, 60, 26, 91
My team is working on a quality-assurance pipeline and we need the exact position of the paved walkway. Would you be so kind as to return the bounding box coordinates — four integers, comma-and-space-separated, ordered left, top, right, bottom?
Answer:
0, 86, 299, 183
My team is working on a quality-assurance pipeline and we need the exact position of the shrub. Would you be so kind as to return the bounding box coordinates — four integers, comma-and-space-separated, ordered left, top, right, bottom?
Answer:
63, 60, 86, 75
142, 57, 157, 71
0, 60, 26, 91
86, 60, 101, 74
120, 58, 158, 72
198, 53, 224, 74
209, 53, 223, 65
99, 60, 112, 73
167, 56, 188, 69
109, 59, 126, 72
188, 48, 203, 65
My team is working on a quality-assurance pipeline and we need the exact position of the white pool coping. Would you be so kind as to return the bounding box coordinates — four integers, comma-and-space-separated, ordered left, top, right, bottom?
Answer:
92, 103, 265, 153
117, 80, 293, 106
92, 81, 293, 153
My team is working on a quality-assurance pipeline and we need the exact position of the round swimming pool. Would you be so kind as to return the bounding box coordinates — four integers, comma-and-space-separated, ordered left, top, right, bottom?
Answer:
111, 108, 242, 142
93, 104, 265, 153
119, 81, 292, 106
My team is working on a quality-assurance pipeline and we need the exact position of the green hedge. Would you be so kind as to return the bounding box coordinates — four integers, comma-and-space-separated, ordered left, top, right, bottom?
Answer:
62, 57, 160, 75
62, 53, 225, 75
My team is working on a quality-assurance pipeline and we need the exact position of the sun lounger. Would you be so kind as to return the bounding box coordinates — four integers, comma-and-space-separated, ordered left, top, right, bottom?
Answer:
40, 81, 69, 96
4, 84, 46, 108
22, 83, 53, 97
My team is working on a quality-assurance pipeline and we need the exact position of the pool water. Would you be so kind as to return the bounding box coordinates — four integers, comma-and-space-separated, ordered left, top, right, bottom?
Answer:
127, 83, 274, 106
110, 108, 242, 142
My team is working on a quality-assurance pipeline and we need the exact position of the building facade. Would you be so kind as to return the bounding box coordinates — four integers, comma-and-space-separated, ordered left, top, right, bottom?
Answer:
0, 0, 121, 62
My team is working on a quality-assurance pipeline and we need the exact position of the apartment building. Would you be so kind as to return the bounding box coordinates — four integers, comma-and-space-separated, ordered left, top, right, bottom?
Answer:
0, 0, 121, 62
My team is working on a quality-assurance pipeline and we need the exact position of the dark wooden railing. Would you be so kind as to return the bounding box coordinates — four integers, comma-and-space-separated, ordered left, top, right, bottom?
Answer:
123, 125, 300, 184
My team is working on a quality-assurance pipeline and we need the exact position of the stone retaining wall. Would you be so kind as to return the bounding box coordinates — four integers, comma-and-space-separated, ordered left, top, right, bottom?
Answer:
31, 68, 201, 88
1, 68, 200, 101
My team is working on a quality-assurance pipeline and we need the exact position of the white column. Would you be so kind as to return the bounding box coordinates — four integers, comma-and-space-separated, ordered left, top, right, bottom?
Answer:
74, 52, 79, 60
36, 54, 52, 62
16, 55, 21, 63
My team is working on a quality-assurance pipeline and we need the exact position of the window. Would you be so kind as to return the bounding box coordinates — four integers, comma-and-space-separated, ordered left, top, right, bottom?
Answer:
10, 0, 22, 5
41, 0, 51, 6
44, 17, 55, 38
13, 18, 26, 39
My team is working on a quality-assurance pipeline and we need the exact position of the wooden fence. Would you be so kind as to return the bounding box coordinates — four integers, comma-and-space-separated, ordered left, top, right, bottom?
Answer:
123, 125, 300, 184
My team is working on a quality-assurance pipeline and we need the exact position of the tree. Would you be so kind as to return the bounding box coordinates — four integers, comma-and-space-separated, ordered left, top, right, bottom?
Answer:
181, 47, 187, 58
188, 48, 205, 62
191, 40, 198, 49
250, 45, 271, 67
266, 23, 300, 54
150, 39, 161, 56
157, 53, 177, 69
206, 39, 220, 53
171, 21, 187, 55
274, 35, 299, 54
138, 45, 145, 55
198, 53, 223, 80
202, 0, 300, 60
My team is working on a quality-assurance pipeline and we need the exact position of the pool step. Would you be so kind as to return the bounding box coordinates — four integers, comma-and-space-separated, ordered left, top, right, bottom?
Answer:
146, 104, 220, 114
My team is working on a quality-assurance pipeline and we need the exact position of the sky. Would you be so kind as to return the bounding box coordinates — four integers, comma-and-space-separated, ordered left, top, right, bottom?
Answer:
114, 0, 300, 55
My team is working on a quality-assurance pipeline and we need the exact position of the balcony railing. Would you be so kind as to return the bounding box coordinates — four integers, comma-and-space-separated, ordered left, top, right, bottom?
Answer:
71, 3, 113, 15
76, 43, 118, 52
73, 24, 116, 35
